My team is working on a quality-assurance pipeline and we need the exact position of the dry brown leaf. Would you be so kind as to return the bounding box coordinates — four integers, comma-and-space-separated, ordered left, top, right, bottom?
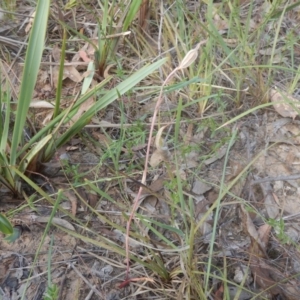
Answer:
257, 224, 272, 249
69, 97, 94, 123
52, 65, 83, 87
52, 46, 83, 87
87, 191, 99, 209
29, 100, 54, 108
78, 50, 92, 62
257, 179, 279, 219
149, 125, 170, 167
63, 66, 83, 82
251, 256, 300, 299
142, 195, 157, 213
131, 143, 148, 151
172, 167, 187, 180
150, 148, 170, 167
64, 191, 77, 217
181, 150, 199, 169
82, 69, 94, 78
104, 64, 115, 79
264, 192, 279, 219
242, 204, 284, 296
270, 88, 299, 119
52, 45, 61, 62
241, 205, 266, 255
192, 180, 211, 195
148, 176, 165, 193
196, 201, 213, 243
25, 11, 36, 34
68, 85, 95, 125
250, 256, 282, 296
194, 196, 210, 217
42, 110, 54, 125
214, 284, 224, 300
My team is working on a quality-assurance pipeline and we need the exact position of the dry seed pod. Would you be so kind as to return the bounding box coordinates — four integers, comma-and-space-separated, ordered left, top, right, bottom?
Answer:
178, 42, 203, 69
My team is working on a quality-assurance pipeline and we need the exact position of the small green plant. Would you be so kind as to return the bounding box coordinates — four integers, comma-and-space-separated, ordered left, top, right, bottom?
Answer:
268, 218, 291, 245
94, 0, 144, 77
43, 284, 59, 300
43, 235, 59, 300
62, 161, 82, 185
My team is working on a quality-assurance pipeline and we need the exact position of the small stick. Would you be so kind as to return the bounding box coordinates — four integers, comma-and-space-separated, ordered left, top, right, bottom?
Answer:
251, 174, 300, 185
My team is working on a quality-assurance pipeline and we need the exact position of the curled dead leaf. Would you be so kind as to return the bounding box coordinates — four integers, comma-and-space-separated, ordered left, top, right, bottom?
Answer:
155, 125, 168, 150
240, 205, 266, 256
150, 148, 170, 167
64, 191, 78, 217
63, 66, 83, 83
30, 100, 54, 108
42, 111, 54, 125
104, 64, 115, 79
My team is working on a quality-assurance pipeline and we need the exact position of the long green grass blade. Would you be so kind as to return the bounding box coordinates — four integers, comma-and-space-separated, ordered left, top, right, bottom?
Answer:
123, 0, 143, 31
0, 213, 13, 235
18, 134, 52, 173
0, 88, 11, 153
0, 152, 14, 192
10, 0, 50, 166
53, 29, 67, 119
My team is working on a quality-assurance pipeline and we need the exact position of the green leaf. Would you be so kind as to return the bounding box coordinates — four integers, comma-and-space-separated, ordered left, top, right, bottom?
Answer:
81, 61, 95, 95
0, 88, 11, 153
19, 134, 52, 173
123, 0, 143, 31
4, 227, 22, 243
10, 0, 50, 166
0, 213, 13, 235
